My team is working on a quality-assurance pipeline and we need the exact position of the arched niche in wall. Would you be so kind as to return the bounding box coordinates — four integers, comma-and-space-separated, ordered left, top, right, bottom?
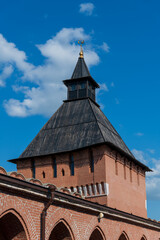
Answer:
0, 210, 29, 240
49, 220, 74, 240
89, 227, 105, 240
141, 236, 147, 240
118, 231, 129, 240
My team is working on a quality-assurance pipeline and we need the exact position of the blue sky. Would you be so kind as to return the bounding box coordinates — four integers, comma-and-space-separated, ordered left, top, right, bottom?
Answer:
0, 0, 160, 220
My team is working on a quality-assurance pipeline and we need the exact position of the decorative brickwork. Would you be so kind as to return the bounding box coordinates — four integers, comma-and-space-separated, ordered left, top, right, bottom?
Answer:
0, 170, 159, 239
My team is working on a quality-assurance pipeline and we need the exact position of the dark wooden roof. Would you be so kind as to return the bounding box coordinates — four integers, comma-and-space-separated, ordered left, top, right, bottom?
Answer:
63, 57, 99, 88
13, 98, 150, 170
71, 57, 91, 79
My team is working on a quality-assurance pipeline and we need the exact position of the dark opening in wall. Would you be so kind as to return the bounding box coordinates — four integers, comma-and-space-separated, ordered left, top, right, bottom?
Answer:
31, 159, 35, 178
89, 149, 94, 173
124, 159, 126, 180
62, 169, 65, 176
130, 162, 132, 182
69, 154, 74, 176
42, 171, 45, 178
137, 167, 140, 185
115, 153, 118, 175
53, 158, 57, 178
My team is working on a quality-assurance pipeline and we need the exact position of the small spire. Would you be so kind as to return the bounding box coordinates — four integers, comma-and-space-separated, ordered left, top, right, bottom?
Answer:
78, 40, 84, 58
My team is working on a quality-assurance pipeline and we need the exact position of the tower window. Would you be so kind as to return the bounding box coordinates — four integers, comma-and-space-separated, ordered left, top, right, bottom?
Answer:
53, 158, 57, 178
130, 162, 132, 182
115, 153, 118, 175
89, 150, 94, 173
70, 154, 74, 176
80, 82, 85, 89
137, 167, 140, 185
42, 171, 45, 178
31, 159, 35, 178
62, 168, 65, 176
71, 84, 76, 91
124, 159, 126, 179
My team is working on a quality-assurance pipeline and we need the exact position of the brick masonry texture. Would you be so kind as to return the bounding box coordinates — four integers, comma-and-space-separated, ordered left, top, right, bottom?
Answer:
0, 182, 160, 240
17, 144, 147, 218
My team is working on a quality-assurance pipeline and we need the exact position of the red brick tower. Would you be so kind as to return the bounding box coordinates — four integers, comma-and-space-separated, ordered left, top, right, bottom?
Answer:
10, 47, 151, 218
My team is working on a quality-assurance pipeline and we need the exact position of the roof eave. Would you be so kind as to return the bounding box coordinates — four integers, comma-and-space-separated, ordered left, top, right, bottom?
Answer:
8, 142, 151, 172
63, 76, 100, 88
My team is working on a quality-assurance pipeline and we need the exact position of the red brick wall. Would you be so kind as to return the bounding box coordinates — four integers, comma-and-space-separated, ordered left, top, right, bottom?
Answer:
17, 144, 147, 218
104, 148, 147, 218
17, 146, 106, 188
0, 190, 159, 240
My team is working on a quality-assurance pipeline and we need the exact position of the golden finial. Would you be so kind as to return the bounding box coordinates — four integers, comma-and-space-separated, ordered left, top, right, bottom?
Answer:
78, 40, 84, 58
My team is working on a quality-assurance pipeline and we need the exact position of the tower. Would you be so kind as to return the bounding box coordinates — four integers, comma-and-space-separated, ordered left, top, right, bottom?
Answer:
10, 46, 151, 218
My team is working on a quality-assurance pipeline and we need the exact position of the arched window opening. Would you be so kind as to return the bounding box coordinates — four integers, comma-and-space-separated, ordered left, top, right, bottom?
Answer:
118, 232, 129, 240
69, 154, 74, 176
76, 186, 79, 193
86, 184, 89, 196
0, 212, 28, 240
141, 236, 147, 240
101, 182, 105, 194
49, 221, 73, 240
31, 159, 35, 178
42, 171, 45, 178
96, 183, 99, 194
89, 227, 105, 240
91, 183, 94, 194
81, 185, 84, 195
62, 169, 65, 176
89, 149, 94, 173
53, 158, 57, 178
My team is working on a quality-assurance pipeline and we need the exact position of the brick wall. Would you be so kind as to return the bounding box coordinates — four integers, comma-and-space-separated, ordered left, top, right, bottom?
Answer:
104, 148, 147, 218
0, 190, 159, 240
17, 144, 148, 218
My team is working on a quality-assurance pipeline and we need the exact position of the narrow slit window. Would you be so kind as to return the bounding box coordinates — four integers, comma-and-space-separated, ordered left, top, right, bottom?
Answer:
42, 171, 45, 178
31, 159, 35, 178
62, 168, 65, 176
70, 154, 74, 176
53, 158, 57, 178
137, 167, 140, 185
89, 150, 94, 173
130, 162, 132, 182
115, 154, 118, 175
124, 159, 126, 179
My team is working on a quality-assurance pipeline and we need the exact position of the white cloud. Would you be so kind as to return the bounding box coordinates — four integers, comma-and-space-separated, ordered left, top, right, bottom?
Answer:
132, 149, 147, 164
98, 83, 108, 93
135, 132, 144, 136
147, 149, 155, 154
99, 42, 110, 53
0, 34, 33, 73
146, 158, 160, 200
0, 28, 108, 117
79, 3, 95, 16
132, 148, 160, 200
0, 65, 13, 86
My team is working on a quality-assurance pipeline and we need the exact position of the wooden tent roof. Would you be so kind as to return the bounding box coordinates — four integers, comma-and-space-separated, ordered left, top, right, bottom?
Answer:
11, 98, 150, 170
9, 54, 151, 171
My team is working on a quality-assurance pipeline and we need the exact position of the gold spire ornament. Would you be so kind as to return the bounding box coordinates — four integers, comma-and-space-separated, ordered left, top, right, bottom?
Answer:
78, 40, 84, 58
